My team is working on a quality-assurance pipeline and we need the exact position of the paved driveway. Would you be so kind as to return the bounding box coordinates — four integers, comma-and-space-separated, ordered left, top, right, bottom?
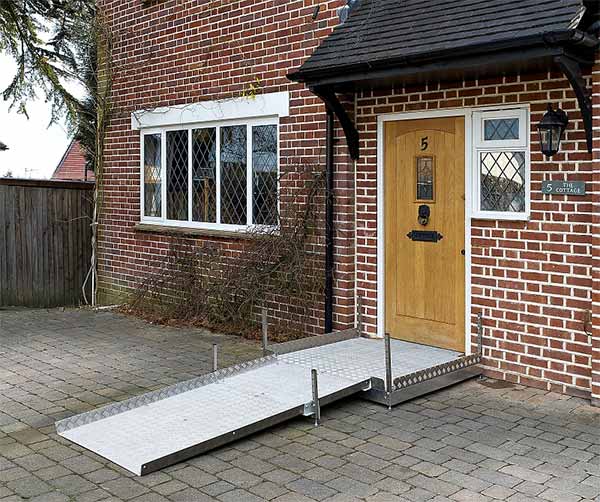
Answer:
0, 309, 598, 502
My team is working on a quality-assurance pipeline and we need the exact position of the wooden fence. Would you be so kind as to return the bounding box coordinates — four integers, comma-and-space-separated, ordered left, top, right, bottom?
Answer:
0, 178, 94, 308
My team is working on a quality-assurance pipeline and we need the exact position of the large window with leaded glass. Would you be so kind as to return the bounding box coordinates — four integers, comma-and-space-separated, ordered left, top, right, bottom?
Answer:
473, 108, 530, 220
140, 119, 278, 230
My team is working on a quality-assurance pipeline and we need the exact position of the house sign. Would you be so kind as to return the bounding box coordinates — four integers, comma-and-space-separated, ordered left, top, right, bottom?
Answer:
541, 180, 586, 196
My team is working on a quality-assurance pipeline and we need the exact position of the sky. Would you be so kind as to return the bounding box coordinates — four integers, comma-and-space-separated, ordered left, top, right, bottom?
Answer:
0, 54, 71, 179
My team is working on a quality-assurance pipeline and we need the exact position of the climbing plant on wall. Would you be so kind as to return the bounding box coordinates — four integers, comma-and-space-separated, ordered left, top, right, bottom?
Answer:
126, 166, 326, 340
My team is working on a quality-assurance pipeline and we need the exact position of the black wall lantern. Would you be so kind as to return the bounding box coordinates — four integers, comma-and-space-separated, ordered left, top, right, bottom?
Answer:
537, 104, 569, 158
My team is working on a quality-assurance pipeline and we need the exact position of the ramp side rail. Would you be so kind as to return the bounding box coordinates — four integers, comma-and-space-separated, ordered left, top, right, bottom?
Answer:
56, 355, 277, 434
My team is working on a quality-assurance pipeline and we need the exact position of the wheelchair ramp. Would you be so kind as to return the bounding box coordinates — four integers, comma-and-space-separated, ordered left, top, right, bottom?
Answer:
56, 331, 480, 476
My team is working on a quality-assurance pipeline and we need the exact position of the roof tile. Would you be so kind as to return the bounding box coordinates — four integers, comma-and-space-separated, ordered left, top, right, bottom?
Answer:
296, 0, 586, 75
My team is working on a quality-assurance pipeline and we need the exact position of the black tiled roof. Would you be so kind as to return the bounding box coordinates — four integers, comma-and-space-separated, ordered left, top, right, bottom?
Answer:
293, 0, 587, 80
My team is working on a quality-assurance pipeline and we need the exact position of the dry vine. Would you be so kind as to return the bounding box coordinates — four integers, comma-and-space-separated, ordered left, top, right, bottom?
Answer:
125, 166, 326, 341
82, 10, 114, 306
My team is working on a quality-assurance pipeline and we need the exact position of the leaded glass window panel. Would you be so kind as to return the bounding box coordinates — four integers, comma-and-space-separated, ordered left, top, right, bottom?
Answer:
192, 128, 217, 223
480, 151, 526, 213
416, 156, 434, 201
484, 118, 519, 141
221, 126, 247, 225
473, 109, 529, 218
167, 130, 189, 221
141, 120, 279, 229
143, 134, 162, 217
252, 125, 278, 225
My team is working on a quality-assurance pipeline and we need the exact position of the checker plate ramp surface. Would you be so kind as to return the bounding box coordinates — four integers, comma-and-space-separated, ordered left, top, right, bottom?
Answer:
279, 338, 460, 382
57, 337, 462, 476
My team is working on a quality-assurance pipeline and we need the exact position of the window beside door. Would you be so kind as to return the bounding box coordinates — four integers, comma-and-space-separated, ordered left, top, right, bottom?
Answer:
472, 108, 530, 220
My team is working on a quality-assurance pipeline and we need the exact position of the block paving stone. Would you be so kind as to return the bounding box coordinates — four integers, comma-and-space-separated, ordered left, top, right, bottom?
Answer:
0, 308, 598, 501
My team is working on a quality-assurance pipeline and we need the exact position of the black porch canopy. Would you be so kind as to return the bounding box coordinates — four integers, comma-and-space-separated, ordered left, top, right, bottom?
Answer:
288, 0, 600, 157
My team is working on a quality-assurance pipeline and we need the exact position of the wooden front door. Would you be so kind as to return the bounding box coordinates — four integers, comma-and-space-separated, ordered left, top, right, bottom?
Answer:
384, 117, 465, 352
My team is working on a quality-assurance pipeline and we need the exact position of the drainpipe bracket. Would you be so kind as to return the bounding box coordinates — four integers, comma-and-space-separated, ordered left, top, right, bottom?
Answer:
312, 86, 360, 160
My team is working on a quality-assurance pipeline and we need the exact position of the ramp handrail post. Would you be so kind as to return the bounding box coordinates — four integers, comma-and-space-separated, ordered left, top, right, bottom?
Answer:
311, 368, 321, 426
212, 344, 219, 373
357, 295, 363, 337
262, 307, 268, 356
384, 333, 393, 410
477, 312, 483, 358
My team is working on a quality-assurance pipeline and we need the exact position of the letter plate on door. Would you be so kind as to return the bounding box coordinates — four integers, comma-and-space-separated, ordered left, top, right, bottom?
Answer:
406, 231, 444, 242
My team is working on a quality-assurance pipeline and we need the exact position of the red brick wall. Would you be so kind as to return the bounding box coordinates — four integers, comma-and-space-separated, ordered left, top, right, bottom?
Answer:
98, 0, 597, 399
355, 73, 595, 398
97, 0, 353, 335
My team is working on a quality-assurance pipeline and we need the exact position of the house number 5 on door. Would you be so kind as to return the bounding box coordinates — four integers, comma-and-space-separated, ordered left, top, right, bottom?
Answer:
421, 136, 428, 150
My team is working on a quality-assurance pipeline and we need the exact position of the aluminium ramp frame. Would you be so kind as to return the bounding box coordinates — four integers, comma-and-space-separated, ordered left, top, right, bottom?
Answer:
56, 329, 482, 476
56, 330, 369, 476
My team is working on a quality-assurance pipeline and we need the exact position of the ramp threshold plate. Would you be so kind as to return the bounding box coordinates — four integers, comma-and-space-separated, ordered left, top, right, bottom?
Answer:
56, 336, 464, 476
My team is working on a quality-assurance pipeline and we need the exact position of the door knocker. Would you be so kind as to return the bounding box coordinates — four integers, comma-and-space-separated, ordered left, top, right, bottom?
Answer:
418, 204, 430, 226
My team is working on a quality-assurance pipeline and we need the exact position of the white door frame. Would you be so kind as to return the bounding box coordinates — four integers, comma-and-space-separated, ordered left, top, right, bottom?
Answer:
376, 108, 474, 355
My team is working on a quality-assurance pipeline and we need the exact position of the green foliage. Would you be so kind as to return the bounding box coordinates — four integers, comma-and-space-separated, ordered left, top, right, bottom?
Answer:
0, 0, 110, 175
0, 0, 95, 127
73, 26, 97, 171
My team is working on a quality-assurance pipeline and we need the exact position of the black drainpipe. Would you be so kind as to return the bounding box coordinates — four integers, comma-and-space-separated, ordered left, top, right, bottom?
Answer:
324, 108, 335, 334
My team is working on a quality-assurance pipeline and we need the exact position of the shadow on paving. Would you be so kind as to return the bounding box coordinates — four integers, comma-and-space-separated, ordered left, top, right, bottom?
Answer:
0, 308, 598, 502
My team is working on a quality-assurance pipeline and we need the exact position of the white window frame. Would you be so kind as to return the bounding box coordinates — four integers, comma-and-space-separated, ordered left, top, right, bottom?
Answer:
140, 116, 280, 232
472, 107, 530, 221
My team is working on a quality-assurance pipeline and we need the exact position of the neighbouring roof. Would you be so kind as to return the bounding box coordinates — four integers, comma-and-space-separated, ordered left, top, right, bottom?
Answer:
52, 140, 94, 181
290, 0, 593, 84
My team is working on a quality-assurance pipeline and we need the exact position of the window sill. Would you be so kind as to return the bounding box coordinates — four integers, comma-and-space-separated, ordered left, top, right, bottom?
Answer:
134, 223, 266, 240
471, 212, 530, 222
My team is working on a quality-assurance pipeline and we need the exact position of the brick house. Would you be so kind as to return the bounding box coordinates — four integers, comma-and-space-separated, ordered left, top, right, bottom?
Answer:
52, 140, 94, 181
98, 0, 600, 406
